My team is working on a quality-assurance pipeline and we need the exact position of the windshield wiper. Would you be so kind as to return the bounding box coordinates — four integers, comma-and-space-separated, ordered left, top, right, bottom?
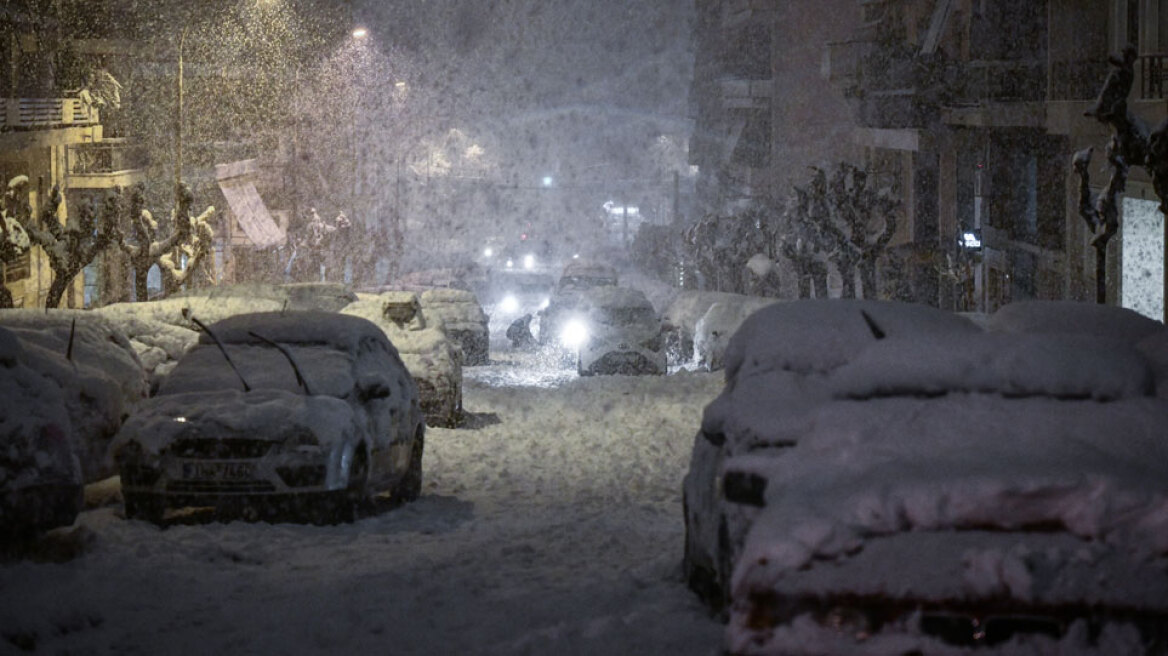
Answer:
182, 309, 251, 392
247, 330, 313, 395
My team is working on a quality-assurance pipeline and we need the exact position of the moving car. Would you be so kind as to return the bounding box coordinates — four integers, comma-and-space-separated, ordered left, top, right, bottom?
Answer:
111, 311, 425, 525
538, 260, 619, 346
561, 286, 666, 376
482, 269, 555, 339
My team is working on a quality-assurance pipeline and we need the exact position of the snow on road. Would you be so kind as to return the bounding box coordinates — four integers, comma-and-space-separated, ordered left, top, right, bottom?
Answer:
0, 353, 724, 655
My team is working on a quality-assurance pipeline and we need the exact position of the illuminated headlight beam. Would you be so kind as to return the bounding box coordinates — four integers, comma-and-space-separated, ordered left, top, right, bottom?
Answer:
561, 320, 589, 349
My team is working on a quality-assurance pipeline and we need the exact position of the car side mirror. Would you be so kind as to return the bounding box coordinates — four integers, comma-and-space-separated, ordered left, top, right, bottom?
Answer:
358, 373, 392, 401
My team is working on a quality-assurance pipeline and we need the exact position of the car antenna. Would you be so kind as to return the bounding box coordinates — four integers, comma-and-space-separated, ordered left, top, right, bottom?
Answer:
66, 317, 76, 362
859, 309, 886, 340
248, 330, 312, 395
182, 309, 251, 391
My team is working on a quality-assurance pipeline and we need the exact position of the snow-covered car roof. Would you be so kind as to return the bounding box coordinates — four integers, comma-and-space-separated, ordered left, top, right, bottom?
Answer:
720, 309, 1168, 650
701, 300, 980, 449
420, 288, 488, 326
193, 310, 398, 353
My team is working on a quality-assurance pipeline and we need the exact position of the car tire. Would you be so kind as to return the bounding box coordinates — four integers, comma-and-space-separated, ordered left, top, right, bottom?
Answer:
124, 493, 165, 526
394, 428, 425, 503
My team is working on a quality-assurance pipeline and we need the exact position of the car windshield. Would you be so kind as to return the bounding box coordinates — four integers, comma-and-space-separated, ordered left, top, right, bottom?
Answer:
159, 342, 356, 399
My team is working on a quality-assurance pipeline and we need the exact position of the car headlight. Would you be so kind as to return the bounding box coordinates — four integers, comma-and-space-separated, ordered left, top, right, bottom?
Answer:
561, 320, 589, 349
500, 294, 520, 314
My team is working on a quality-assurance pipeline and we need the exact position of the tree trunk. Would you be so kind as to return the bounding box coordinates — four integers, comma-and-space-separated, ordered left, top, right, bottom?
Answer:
133, 266, 149, 302
1095, 242, 1108, 304
838, 258, 856, 298
45, 270, 74, 309
859, 257, 879, 300
810, 261, 829, 299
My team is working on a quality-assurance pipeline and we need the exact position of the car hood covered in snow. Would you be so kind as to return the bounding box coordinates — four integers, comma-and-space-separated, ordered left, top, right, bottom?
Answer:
112, 389, 357, 455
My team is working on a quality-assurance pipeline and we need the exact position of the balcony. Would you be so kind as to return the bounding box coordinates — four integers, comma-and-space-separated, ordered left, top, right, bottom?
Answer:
66, 138, 148, 189
1, 96, 99, 131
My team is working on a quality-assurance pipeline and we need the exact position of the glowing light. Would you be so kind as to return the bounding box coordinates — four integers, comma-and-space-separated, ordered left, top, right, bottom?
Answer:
500, 295, 519, 314
506, 259, 514, 268
542, 176, 554, 187
174, 417, 187, 423
572, 253, 580, 259
484, 247, 494, 257
561, 320, 589, 349
352, 27, 368, 38
961, 231, 982, 250
523, 254, 535, 270
538, 297, 550, 310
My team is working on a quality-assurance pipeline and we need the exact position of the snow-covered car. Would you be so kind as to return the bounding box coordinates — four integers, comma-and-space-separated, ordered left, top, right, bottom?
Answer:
342, 291, 463, 427
724, 332, 1168, 654
682, 300, 982, 611
561, 286, 666, 376
111, 311, 425, 525
419, 288, 490, 366
0, 326, 84, 537
538, 260, 619, 346
683, 299, 1168, 653
661, 291, 747, 366
692, 296, 776, 371
0, 310, 148, 482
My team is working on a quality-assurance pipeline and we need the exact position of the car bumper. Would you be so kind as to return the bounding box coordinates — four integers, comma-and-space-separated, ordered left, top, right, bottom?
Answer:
728, 530, 1168, 654
580, 343, 666, 375
119, 439, 351, 500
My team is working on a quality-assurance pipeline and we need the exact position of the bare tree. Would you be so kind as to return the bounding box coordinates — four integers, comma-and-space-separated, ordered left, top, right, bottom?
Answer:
16, 180, 120, 308
821, 163, 899, 299
117, 182, 215, 301
0, 177, 34, 309
1077, 45, 1168, 304
780, 171, 834, 299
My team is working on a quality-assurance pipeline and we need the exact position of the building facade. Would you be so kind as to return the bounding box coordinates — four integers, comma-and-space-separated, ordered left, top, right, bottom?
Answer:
692, 0, 1168, 317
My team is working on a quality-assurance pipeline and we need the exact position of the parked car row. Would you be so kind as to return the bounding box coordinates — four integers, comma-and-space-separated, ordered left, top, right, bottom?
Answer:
682, 299, 1168, 655
1, 281, 502, 534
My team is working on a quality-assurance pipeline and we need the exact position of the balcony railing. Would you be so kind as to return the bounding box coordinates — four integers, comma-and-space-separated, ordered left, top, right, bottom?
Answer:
1, 96, 99, 130
66, 138, 148, 177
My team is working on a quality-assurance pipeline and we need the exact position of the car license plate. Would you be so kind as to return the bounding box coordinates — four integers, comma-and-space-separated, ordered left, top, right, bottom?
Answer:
181, 462, 257, 481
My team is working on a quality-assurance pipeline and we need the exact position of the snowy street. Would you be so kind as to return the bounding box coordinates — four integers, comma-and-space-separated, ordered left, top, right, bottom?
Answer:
0, 350, 725, 655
